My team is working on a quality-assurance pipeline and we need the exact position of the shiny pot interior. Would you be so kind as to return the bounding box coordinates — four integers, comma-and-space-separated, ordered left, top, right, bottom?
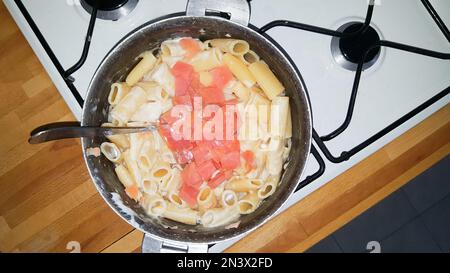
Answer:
81, 15, 312, 244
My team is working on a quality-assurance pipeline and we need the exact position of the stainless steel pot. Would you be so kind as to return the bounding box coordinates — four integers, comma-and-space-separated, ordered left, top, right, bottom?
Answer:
81, 0, 312, 252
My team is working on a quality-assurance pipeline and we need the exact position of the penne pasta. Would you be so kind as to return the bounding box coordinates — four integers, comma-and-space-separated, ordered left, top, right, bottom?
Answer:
115, 164, 136, 188
126, 51, 157, 86
160, 169, 181, 193
108, 82, 130, 105
163, 203, 199, 225
213, 183, 225, 198
208, 39, 250, 55
161, 54, 184, 67
168, 191, 187, 208
128, 132, 146, 161
220, 190, 238, 208
257, 177, 278, 199
123, 150, 142, 188
135, 81, 169, 102
149, 161, 172, 186
137, 139, 157, 171
223, 53, 256, 88
265, 146, 284, 176
238, 191, 261, 214
130, 101, 162, 122
201, 206, 240, 228
161, 38, 186, 57
270, 96, 290, 138
101, 123, 130, 149
148, 63, 175, 97
143, 194, 167, 217
189, 48, 222, 72
239, 50, 260, 65
110, 86, 147, 124
248, 61, 285, 100
225, 177, 263, 192
141, 174, 159, 195
232, 81, 251, 101
197, 186, 217, 211
100, 142, 122, 162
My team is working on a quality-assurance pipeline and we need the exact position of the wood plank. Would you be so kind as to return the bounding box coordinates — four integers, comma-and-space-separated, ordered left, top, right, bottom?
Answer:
101, 229, 144, 253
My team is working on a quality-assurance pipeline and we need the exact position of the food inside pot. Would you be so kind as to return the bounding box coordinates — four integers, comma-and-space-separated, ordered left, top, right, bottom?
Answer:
100, 37, 292, 228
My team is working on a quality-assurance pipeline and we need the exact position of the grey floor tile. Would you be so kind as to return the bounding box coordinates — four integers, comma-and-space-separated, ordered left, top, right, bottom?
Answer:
380, 217, 441, 253
420, 194, 450, 252
403, 155, 450, 213
305, 235, 342, 253
334, 190, 417, 252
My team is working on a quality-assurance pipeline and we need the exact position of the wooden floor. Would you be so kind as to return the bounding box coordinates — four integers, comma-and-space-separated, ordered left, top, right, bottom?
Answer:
0, 2, 449, 253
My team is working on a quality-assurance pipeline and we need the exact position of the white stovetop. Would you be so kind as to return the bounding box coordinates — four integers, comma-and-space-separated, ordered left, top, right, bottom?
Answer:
4, 0, 450, 252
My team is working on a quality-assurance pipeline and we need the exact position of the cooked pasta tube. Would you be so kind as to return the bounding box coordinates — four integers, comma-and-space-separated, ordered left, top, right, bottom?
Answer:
197, 186, 217, 211
149, 63, 175, 96
110, 86, 147, 124
248, 61, 285, 100
149, 161, 172, 185
130, 102, 162, 122
114, 164, 135, 188
128, 133, 145, 161
208, 39, 250, 55
143, 194, 167, 217
270, 96, 290, 138
137, 140, 157, 171
223, 53, 256, 88
160, 169, 181, 193
168, 191, 187, 208
248, 92, 271, 132
266, 148, 284, 176
126, 51, 157, 86
239, 50, 260, 65
232, 81, 251, 101
189, 48, 222, 72
213, 183, 225, 198
225, 177, 263, 192
238, 191, 261, 214
108, 82, 130, 105
135, 81, 169, 102
161, 54, 184, 67
257, 178, 278, 199
163, 203, 199, 225
141, 174, 159, 195
101, 123, 130, 149
100, 142, 122, 163
220, 190, 238, 208
161, 39, 186, 57
123, 150, 142, 187
201, 206, 240, 228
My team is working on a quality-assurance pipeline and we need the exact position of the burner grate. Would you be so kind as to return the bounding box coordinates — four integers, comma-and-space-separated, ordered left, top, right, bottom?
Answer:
259, 0, 450, 174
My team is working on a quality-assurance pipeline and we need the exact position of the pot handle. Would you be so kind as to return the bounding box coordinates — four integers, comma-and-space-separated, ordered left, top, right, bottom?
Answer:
186, 0, 250, 26
142, 234, 209, 253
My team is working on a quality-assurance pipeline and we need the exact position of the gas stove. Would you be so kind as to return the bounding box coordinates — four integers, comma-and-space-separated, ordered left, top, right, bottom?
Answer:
4, 0, 449, 252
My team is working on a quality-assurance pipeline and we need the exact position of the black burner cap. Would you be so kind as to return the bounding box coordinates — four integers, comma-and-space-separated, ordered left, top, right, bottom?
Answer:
339, 22, 381, 64
83, 0, 129, 11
